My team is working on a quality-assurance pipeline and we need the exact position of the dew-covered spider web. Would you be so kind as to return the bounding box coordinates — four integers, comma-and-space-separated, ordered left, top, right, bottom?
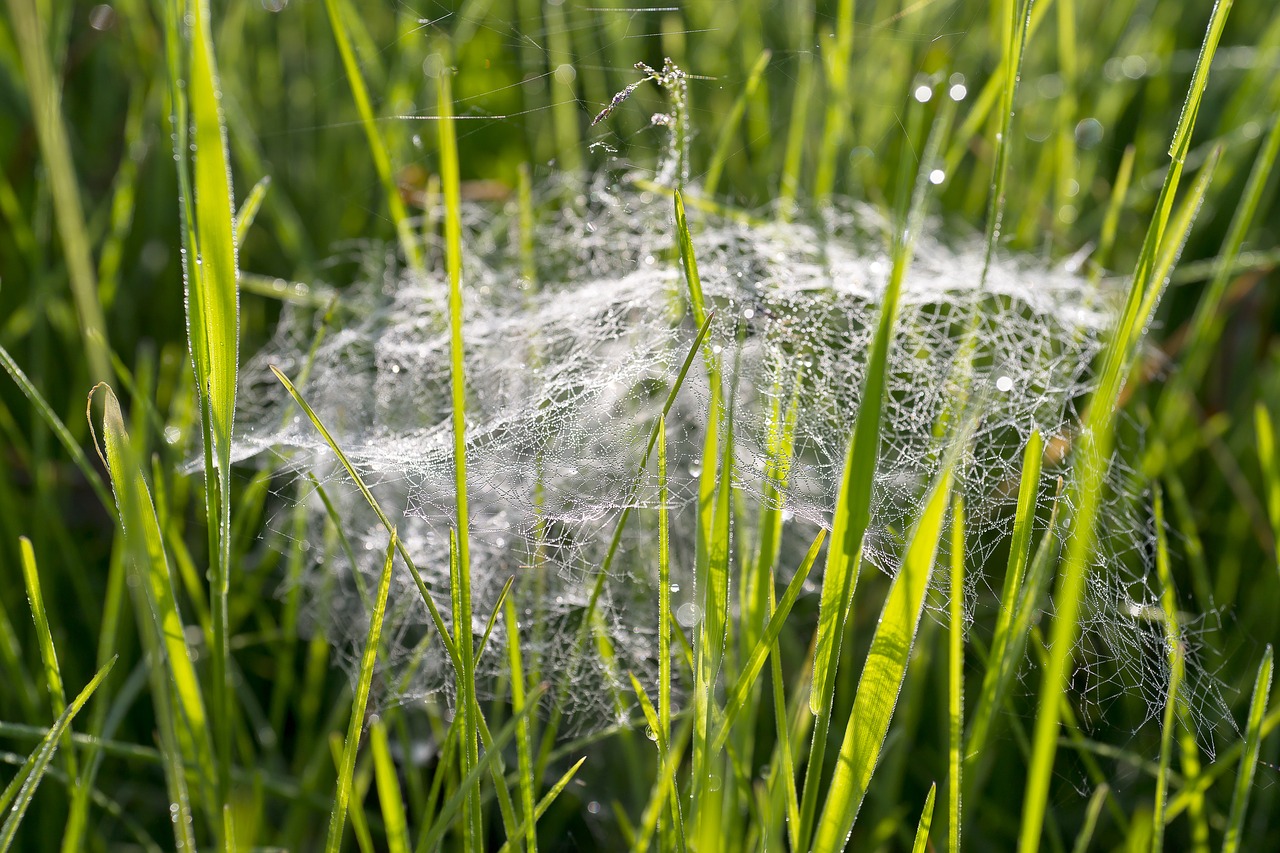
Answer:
235, 171, 1233, 749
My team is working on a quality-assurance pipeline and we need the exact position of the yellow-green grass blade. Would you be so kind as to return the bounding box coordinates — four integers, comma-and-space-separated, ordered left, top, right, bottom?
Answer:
3, 0, 111, 382
911, 783, 937, 853
768, 578, 803, 853
1020, 4, 1233, 843
712, 530, 825, 754
95, 384, 216, 818
325, 533, 397, 853
1151, 487, 1182, 853
702, 49, 771, 198
438, 64, 483, 851
1257, 404, 1280, 580
1222, 646, 1273, 853
813, 0, 855, 200
800, 83, 948, 850
0, 344, 113, 515
658, 417, 672, 749
17, 537, 75, 782
370, 718, 411, 853
948, 496, 964, 853
494, 758, 588, 853
0, 659, 115, 853
233, 175, 271, 246
1070, 784, 1110, 853
966, 431, 1043, 763
979, 0, 1035, 284
322, 0, 424, 272
504, 595, 537, 853
270, 366, 462, 672
183, 0, 242, 817
371, 717, 409, 853
1090, 145, 1137, 287
412, 688, 547, 853
633, 714, 694, 853
627, 674, 686, 853
329, 734, 376, 853
812, 463, 956, 851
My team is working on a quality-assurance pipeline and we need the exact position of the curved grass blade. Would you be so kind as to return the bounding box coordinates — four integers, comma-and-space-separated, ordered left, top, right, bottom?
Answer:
702, 49, 771, 198
233, 175, 271, 245
325, 533, 397, 853
0, 658, 115, 853
494, 758, 587, 853
1222, 646, 1273, 853
812, 463, 956, 851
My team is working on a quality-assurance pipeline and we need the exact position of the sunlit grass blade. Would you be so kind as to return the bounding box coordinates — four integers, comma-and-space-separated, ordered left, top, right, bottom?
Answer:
911, 783, 937, 853
325, 532, 396, 853
3, 0, 111, 382
1019, 5, 1233, 846
94, 384, 216, 826
438, 64, 483, 852
1257, 404, 1280, 580
702, 49, 771, 198
370, 718, 410, 853
801, 80, 949, 851
233, 175, 271, 245
322, 0, 424, 272
628, 674, 686, 853
813, 0, 854, 200
1151, 487, 1182, 853
812, 462, 956, 851
494, 758, 588, 853
413, 688, 547, 853
966, 431, 1043, 763
1222, 645, 1273, 853
178, 0, 243, 820
504, 594, 537, 853
0, 658, 115, 853
948, 496, 964, 853
713, 529, 825, 753
17, 537, 76, 783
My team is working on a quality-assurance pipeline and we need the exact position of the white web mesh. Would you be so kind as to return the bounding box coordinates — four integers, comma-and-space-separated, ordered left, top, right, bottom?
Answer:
236, 178, 1229, 744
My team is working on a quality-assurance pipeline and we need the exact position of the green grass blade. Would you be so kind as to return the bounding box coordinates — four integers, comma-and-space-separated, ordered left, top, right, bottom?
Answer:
812, 462, 956, 851
17, 537, 75, 781
233, 175, 271, 245
912, 783, 937, 853
370, 718, 411, 853
325, 532, 397, 853
1019, 5, 1233, 846
322, 0, 424, 272
504, 595, 537, 853
966, 431, 1043, 762
95, 384, 216, 822
712, 529, 825, 753
438, 64, 483, 852
413, 689, 547, 853
1222, 646, 1273, 853
702, 49, 771, 198
1152, 487, 1182, 853
0, 658, 115, 853
184, 0, 242, 819
495, 758, 588, 853
658, 416, 672, 750
948, 496, 964, 853
813, 0, 855, 200
0, 344, 114, 515
3, 0, 111, 382
1071, 784, 1110, 853
1257, 404, 1280, 580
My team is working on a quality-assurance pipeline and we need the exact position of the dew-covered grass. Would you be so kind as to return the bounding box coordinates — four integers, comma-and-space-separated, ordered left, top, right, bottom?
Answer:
2, 0, 1280, 850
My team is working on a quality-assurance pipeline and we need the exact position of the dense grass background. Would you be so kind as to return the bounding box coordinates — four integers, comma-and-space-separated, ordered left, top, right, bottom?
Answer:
2, 0, 1280, 849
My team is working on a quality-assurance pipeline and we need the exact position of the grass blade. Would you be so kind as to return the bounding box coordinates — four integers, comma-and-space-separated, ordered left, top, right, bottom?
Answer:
0, 658, 115, 853
812, 462, 957, 851
912, 783, 937, 853
325, 533, 397, 853
438, 63, 483, 852
1222, 646, 1273, 853
322, 0, 424, 272
1019, 5, 1233, 846
702, 49, 771, 198
370, 718, 411, 853
1151, 487, 1182, 853
495, 758, 588, 853
948, 496, 964, 853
